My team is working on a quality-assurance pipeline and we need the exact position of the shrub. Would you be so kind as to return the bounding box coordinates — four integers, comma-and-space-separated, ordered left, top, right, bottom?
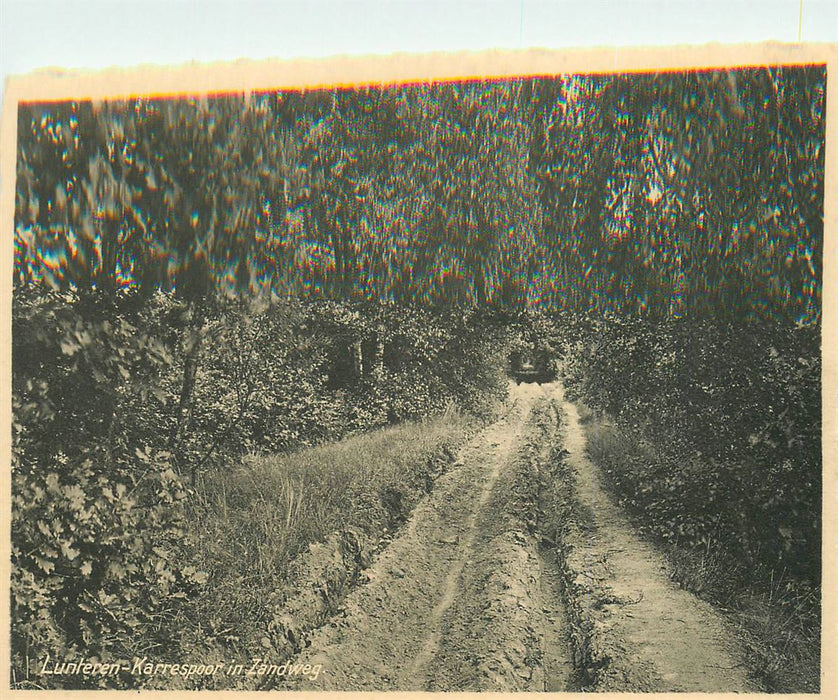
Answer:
559, 314, 821, 590
11, 289, 200, 688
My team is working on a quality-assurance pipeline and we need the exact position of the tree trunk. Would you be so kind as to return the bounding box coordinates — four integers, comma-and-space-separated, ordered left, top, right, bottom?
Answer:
351, 337, 363, 378
170, 301, 204, 476
371, 324, 385, 380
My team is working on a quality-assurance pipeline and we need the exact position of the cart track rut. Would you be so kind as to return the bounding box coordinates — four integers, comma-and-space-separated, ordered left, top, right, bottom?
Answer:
285, 381, 753, 692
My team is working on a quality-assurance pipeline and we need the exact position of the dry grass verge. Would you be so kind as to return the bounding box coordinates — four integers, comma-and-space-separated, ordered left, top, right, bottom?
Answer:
156, 407, 474, 689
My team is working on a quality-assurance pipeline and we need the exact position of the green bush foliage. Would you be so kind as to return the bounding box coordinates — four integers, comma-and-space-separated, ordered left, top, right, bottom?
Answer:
559, 315, 821, 593
10, 290, 508, 688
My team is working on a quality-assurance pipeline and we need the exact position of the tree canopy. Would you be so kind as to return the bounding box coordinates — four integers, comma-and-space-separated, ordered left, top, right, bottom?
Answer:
15, 66, 825, 324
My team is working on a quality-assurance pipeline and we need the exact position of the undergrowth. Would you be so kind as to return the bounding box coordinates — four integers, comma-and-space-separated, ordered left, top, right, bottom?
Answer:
581, 411, 820, 693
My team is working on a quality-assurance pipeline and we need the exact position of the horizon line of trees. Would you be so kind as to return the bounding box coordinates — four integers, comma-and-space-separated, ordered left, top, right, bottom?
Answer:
14, 66, 825, 324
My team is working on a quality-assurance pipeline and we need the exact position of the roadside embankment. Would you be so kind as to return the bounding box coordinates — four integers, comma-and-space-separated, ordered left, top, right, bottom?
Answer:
163, 411, 475, 689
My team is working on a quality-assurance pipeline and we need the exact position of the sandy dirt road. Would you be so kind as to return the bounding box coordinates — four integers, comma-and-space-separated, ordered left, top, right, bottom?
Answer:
293, 382, 572, 691
282, 381, 753, 692
557, 386, 755, 692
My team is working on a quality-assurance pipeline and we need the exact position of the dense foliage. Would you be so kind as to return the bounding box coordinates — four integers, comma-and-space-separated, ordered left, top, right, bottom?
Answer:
558, 314, 820, 591
15, 67, 824, 319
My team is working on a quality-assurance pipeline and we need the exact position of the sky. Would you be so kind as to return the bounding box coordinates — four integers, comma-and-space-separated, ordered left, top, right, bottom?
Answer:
1, 0, 836, 92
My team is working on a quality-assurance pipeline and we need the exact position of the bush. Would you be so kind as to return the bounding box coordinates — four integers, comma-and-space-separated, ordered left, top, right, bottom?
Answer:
558, 314, 821, 590
11, 289, 200, 688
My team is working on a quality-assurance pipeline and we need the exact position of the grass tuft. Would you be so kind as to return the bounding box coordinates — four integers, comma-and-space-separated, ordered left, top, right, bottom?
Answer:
171, 412, 474, 675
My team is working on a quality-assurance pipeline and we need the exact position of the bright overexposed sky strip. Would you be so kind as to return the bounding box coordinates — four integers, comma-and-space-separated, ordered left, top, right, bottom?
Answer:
1, 0, 835, 84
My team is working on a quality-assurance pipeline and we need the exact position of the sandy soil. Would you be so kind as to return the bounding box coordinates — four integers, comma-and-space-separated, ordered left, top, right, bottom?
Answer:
279, 381, 755, 692
289, 382, 572, 691
557, 384, 756, 692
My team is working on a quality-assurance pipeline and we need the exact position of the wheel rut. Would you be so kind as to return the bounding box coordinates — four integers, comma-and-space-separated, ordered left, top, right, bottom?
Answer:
406, 409, 517, 681
556, 386, 756, 692
289, 382, 572, 691
278, 380, 754, 693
